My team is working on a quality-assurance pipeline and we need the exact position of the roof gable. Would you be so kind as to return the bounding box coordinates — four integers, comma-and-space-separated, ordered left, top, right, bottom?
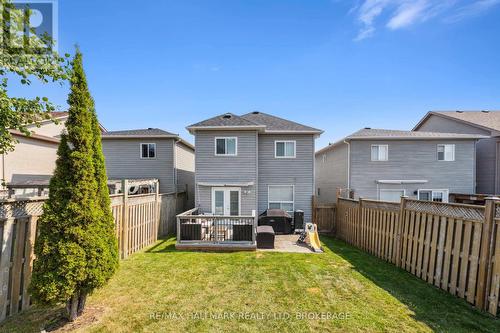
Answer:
414, 111, 500, 134
187, 111, 322, 135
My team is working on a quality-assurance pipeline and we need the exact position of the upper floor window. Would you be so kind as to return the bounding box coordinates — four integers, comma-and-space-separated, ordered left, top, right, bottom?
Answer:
275, 140, 296, 158
437, 144, 455, 161
371, 145, 388, 161
141, 143, 156, 159
322, 154, 327, 163
215, 137, 237, 156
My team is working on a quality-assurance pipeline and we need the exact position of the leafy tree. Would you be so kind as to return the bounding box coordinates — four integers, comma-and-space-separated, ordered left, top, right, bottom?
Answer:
0, 0, 70, 155
30, 51, 118, 321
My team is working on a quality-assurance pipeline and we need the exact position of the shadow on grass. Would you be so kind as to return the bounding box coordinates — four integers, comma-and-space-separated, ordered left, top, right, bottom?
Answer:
320, 236, 500, 333
145, 237, 177, 253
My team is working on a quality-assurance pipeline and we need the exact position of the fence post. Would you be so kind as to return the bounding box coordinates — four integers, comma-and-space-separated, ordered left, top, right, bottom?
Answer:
335, 195, 340, 238
312, 196, 316, 225
395, 196, 408, 267
121, 179, 129, 259
477, 197, 498, 310
155, 180, 160, 239
357, 198, 363, 247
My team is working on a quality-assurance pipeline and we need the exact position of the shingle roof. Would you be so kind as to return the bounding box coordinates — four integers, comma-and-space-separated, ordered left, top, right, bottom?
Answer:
346, 128, 486, 139
415, 111, 500, 133
187, 113, 263, 128
101, 128, 195, 150
102, 128, 177, 137
187, 111, 322, 134
49, 111, 69, 118
240, 112, 322, 133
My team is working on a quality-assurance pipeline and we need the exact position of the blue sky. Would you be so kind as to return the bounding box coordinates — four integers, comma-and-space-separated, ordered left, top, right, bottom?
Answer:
11, 0, 500, 148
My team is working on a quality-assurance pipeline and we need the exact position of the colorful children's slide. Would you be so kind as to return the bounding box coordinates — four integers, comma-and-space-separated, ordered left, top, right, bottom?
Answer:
304, 223, 323, 253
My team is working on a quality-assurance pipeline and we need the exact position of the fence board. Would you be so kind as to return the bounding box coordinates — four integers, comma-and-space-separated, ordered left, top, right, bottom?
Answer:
0, 190, 187, 323
335, 196, 500, 316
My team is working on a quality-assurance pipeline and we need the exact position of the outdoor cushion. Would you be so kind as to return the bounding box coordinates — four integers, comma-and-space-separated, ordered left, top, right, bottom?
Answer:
233, 224, 253, 241
180, 223, 202, 241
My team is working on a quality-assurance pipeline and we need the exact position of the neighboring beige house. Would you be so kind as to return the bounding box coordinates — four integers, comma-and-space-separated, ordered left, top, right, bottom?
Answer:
0, 112, 69, 197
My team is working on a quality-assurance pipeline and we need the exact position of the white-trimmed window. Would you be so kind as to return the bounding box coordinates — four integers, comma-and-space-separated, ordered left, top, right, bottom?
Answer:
140, 143, 156, 159
322, 154, 327, 163
437, 144, 455, 161
268, 185, 294, 213
418, 189, 449, 203
275, 141, 296, 158
371, 145, 388, 161
215, 137, 237, 156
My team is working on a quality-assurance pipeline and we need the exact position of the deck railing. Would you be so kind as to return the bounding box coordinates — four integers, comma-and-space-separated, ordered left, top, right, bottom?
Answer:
176, 208, 257, 247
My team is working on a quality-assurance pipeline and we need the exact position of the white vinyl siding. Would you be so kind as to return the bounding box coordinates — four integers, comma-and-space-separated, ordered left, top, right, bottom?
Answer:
275, 140, 296, 158
215, 137, 237, 156
268, 185, 294, 212
371, 145, 388, 161
437, 144, 455, 161
140, 143, 156, 159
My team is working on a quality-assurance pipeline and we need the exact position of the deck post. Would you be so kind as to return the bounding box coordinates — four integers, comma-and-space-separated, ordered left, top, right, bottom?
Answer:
252, 210, 257, 245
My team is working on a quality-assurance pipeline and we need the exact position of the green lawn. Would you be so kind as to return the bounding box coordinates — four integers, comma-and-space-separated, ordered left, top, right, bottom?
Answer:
2, 236, 499, 332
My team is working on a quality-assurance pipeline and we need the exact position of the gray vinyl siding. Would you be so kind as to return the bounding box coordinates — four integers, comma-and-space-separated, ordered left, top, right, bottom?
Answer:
415, 114, 497, 194
175, 142, 195, 208
315, 144, 348, 203
349, 140, 476, 200
102, 138, 175, 193
257, 134, 314, 222
194, 130, 258, 215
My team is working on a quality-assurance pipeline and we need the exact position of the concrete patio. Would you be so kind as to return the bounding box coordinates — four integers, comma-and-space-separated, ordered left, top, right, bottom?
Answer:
258, 234, 319, 253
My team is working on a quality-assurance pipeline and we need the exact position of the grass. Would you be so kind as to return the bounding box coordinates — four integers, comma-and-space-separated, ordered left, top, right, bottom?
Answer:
2, 236, 499, 332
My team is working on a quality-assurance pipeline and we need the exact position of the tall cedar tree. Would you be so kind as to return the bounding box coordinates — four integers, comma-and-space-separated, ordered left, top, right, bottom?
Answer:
30, 51, 118, 321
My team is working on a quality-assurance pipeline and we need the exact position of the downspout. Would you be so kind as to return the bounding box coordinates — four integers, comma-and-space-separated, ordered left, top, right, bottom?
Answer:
173, 139, 180, 193
344, 140, 351, 190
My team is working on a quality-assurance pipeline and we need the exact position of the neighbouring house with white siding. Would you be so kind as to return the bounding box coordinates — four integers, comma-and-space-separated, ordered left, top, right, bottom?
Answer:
315, 128, 485, 203
101, 128, 195, 207
413, 111, 500, 195
1, 112, 71, 197
186, 111, 322, 223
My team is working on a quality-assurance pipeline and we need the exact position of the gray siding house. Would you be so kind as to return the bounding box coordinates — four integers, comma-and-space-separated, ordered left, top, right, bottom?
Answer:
414, 111, 500, 195
101, 128, 195, 206
315, 128, 484, 203
186, 112, 322, 222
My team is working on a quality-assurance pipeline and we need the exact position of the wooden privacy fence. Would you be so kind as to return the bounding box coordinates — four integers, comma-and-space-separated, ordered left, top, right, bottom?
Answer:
312, 198, 336, 234
335, 196, 500, 316
0, 191, 186, 323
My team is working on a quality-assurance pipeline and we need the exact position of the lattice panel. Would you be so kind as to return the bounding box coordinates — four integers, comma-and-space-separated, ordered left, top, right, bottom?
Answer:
0, 199, 46, 219
362, 200, 400, 212
405, 200, 484, 222
495, 204, 500, 219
